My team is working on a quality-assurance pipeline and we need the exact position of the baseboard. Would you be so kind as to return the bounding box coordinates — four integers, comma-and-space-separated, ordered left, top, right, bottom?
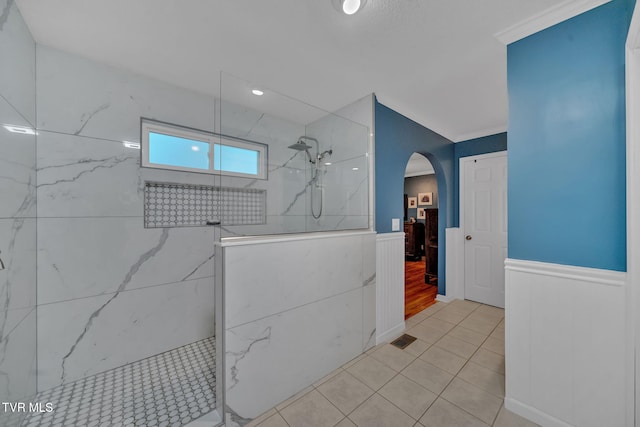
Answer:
435, 294, 454, 303
504, 398, 572, 427
376, 322, 405, 345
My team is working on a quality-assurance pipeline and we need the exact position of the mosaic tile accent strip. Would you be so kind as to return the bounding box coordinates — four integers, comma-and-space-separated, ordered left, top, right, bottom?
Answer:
144, 181, 266, 228
22, 337, 216, 427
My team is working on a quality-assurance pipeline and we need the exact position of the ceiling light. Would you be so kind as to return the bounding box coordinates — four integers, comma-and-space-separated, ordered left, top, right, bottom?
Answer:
191, 146, 200, 152
352, 167, 359, 171
325, 162, 332, 166
122, 141, 140, 149
3, 125, 35, 135
333, 0, 366, 15
252, 89, 264, 96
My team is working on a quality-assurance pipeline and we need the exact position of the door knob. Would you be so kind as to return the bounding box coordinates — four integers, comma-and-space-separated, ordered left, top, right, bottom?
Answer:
465, 235, 472, 241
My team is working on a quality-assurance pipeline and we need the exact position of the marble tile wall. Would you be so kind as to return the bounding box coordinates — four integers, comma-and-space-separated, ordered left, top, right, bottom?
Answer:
222, 231, 376, 421
0, 0, 38, 421
305, 96, 371, 232
218, 95, 373, 236
34, 45, 217, 391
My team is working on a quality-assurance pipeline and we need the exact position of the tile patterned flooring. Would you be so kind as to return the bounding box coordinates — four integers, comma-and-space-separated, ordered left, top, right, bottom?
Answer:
21, 337, 217, 427
247, 300, 539, 427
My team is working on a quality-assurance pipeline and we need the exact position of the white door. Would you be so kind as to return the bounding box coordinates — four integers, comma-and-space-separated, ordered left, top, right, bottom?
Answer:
462, 152, 507, 308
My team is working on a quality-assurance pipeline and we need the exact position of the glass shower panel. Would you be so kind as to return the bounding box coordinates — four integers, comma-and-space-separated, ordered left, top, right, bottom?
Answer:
0, 1, 37, 426
218, 72, 369, 235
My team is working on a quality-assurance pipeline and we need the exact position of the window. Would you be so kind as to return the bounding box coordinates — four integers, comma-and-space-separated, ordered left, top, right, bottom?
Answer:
141, 119, 267, 179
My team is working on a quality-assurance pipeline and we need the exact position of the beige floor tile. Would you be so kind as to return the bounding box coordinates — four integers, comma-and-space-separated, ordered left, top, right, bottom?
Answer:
419, 398, 489, 427
335, 417, 357, 427
435, 335, 479, 359
431, 308, 468, 325
411, 310, 431, 322
406, 323, 447, 344
441, 378, 502, 425
279, 389, 344, 427
490, 326, 505, 340
378, 374, 438, 420
406, 316, 423, 329
403, 338, 431, 357
418, 303, 445, 317
474, 305, 504, 319
313, 368, 344, 388
348, 394, 415, 427
447, 326, 488, 346
346, 355, 396, 390
493, 405, 540, 427
275, 386, 314, 411
470, 348, 505, 374
370, 344, 416, 372
401, 359, 454, 394
457, 362, 505, 398
366, 342, 386, 355
466, 313, 502, 329
442, 302, 478, 316
422, 317, 457, 333
481, 336, 505, 356
458, 317, 497, 335
449, 299, 481, 311
419, 345, 467, 375
316, 371, 374, 415
342, 353, 367, 370
247, 409, 277, 427
256, 412, 289, 427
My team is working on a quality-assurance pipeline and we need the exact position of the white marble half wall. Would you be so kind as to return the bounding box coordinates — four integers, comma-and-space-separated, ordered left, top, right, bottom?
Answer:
222, 231, 376, 420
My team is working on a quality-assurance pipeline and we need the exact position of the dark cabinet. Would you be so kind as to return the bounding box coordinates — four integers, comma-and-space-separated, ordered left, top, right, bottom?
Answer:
404, 222, 424, 260
425, 209, 438, 283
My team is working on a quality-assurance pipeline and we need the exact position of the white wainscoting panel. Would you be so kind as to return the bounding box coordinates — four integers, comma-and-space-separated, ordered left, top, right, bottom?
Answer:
375, 232, 405, 344
445, 227, 464, 301
505, 258, 629, 427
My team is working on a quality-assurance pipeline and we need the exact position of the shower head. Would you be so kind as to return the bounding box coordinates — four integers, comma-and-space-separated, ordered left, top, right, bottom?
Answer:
288, 141, 313, 151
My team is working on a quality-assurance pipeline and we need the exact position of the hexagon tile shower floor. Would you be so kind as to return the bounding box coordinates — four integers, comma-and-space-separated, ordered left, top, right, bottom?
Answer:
21, 337, 216, 427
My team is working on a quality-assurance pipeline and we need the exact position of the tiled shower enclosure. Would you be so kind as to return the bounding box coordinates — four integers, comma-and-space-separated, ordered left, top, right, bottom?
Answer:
0, 2, 220, 426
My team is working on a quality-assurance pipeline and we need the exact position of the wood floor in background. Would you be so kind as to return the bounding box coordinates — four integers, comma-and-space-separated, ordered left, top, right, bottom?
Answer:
405, 258, 438, 319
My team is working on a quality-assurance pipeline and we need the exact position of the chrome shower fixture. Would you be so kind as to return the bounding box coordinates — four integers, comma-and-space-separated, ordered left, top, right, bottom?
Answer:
287, 136, 334, 219
288, 136, 333, 165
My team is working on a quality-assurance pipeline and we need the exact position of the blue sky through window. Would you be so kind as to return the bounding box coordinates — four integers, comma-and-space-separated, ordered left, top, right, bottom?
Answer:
148, 132, 210, 170
214, 144, 259, 175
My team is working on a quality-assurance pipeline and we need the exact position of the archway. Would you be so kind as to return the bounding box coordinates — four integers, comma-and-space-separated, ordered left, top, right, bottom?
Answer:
403, 153, 441, 318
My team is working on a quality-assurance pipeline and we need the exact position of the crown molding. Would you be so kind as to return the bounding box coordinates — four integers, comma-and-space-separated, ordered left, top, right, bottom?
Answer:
452, 125, 507, 143
494, 0, 612, 45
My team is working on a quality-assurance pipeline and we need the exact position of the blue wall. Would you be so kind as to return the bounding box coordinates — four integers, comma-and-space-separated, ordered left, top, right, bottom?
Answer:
507, 0, 634, 271
375, 100, 454, 294
453, 133, 508, 226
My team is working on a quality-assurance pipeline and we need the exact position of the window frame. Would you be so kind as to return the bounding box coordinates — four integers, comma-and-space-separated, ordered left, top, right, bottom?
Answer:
140, 118, 268, 180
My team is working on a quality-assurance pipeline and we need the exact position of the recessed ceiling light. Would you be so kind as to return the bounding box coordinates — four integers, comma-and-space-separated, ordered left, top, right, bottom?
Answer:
252, 89, 264, 96
325, 162, 332, 166
122, 141, 141, 149
333, 0, 366, 15
352, 167, 359, 171
191, 146, 200, 152
3, 125, 35, 135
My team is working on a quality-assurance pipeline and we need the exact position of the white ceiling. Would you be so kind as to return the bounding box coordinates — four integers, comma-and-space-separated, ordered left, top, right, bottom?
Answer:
16, 0, 564, 141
